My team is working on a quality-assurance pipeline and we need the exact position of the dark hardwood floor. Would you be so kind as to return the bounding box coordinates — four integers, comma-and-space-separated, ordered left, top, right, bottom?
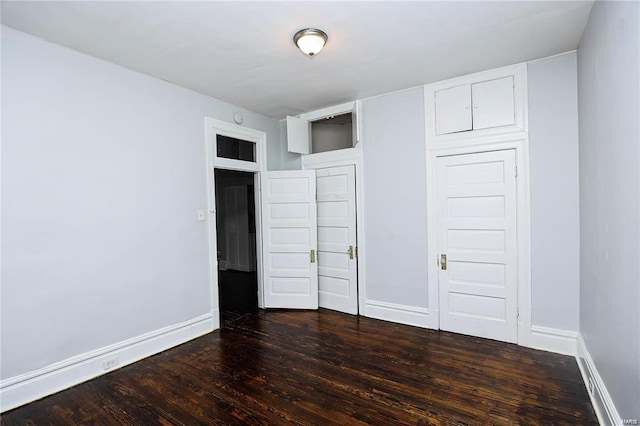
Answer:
218, 269, 258, 325
1, 309, 597, 425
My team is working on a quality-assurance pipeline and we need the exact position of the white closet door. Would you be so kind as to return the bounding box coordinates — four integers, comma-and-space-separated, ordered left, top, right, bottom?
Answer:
262, 170, 318, 309
437, 150, 518, 343
316, 165, 358, 315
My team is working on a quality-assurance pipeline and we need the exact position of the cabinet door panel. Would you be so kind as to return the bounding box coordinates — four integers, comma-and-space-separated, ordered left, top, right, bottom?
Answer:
435, 84, 472, 135
287, 115, 310, 154
471, 77, 515, 130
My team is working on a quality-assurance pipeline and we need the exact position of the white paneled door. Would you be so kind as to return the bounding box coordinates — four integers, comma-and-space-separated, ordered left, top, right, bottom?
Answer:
261, 171, 318, 309
316, 165, 358, 315
436, 150, 518, 343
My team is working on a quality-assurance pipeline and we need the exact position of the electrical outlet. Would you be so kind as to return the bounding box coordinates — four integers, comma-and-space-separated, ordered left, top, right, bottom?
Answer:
587, 378, 595, 396
103, 356, 119, 371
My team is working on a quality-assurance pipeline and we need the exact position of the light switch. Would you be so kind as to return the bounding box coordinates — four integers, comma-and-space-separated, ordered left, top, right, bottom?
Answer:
197, 209, 205, 221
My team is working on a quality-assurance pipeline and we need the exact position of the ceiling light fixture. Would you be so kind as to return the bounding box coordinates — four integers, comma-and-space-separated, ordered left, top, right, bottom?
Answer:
293, 28, 328, 57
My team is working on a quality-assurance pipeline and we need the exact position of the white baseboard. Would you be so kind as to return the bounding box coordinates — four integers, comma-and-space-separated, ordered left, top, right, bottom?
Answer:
0, 313, 216, 413
576, 334, 622, 426
363, 299, 437, 329
523, 325, 578, 356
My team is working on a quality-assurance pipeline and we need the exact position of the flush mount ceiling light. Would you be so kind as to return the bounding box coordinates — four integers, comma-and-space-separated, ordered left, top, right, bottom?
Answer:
293, 28, 328, 57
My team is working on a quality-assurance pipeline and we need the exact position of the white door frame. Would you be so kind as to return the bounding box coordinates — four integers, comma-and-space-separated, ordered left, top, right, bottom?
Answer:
205, 117, 267, 329
425, 133, 532, 345
301, 147, 366, 314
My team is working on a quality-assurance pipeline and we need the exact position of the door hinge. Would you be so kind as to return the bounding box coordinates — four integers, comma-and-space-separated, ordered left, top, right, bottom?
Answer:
517, 307, 520, 318
355, 246, 358, 259
515, 165, 518, 178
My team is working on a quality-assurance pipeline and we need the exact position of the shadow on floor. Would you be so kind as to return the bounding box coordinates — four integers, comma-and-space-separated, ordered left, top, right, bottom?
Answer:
218, 269, 257, 326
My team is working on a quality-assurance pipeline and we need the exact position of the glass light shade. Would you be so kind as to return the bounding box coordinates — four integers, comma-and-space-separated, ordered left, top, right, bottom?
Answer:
294, 29, 328, 57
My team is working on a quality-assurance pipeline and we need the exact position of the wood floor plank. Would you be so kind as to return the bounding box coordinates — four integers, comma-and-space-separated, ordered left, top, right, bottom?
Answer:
1, 309, 597, 425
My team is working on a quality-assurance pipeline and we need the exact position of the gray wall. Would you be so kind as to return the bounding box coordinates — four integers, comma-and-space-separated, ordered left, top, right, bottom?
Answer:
361, 88, 429, 307
0, 27, 282, 380
577, 1, 640, 419
358, 61, 583, 332
528, 53, 580, 331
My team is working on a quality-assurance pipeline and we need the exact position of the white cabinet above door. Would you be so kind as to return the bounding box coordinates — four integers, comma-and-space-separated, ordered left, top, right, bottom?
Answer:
425, 64, 525, 145
287, 101, 361, 155
471, 77, 515, 130
435, 84, 472, 135
435, 77, 515, 136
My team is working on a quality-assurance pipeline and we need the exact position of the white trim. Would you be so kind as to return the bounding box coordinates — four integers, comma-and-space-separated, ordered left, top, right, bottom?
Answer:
523, 326, 578, 356
527, 50, 577, 65
205, 117, 267, 312
576, 334, 623, 426
302, 147, 367, 314
0, 314, 214, 413
363, 300, 435, 329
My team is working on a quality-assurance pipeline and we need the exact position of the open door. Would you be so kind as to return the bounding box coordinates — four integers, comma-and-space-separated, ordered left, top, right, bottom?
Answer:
316, 165, 358, 314
351, 100, 361, 147
286, 116, 310, 155
261, 170, 318, 309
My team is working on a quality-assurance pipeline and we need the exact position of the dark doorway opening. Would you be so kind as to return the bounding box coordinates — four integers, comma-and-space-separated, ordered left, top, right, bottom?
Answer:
215, 169, 258, 325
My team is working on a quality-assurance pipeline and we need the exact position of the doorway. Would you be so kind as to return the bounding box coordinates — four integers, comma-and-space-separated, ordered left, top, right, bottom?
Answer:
215, 168, 258, 324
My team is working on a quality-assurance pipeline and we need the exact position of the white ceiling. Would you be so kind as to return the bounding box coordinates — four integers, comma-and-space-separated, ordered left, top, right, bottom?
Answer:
1, 1, 593, 118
